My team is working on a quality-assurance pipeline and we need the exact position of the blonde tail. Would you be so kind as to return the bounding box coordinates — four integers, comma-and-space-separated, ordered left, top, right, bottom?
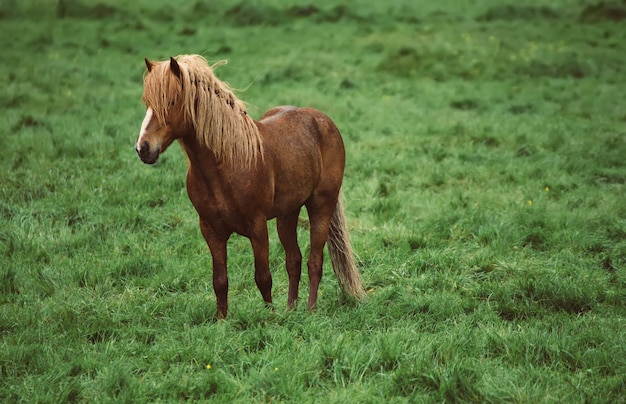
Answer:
327, 192, 366, 300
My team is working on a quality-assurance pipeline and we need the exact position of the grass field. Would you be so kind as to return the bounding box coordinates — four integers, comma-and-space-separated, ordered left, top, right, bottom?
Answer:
1, 0, 625, 402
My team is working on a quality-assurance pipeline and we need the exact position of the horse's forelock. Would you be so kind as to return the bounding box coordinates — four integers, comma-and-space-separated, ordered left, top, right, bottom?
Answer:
142, 60, 183, 126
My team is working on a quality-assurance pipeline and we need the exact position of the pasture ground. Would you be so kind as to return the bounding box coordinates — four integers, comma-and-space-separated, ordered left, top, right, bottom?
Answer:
1, 0, 625, 402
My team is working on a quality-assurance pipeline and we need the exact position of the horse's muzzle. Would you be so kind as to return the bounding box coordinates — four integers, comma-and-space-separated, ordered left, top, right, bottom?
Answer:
136, 141, 160, 164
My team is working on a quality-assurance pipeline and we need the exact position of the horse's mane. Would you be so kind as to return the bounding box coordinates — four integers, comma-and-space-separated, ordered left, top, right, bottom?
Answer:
142, 54, 262, 166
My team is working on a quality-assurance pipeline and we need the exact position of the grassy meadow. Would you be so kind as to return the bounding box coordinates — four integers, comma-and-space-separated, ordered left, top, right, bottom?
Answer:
1, 0, 625, 402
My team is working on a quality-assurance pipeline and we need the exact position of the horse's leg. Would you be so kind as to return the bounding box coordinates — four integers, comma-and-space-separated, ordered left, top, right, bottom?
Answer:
305, 199, 336, 311
200, 219, 229, 319
277, 209, 302, 309
249, 220, 273, 308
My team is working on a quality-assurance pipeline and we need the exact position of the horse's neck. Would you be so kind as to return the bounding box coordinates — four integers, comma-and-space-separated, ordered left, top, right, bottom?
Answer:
179, 133, 221, 177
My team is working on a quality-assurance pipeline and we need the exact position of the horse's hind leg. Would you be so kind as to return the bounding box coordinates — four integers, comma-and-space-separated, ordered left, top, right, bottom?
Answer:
305, 198, 336, 311
277, 209, 302, 309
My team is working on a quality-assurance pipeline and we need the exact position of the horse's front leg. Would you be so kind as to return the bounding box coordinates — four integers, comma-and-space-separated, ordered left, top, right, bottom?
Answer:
200, 219, 230, 319
250, 220, 273, 308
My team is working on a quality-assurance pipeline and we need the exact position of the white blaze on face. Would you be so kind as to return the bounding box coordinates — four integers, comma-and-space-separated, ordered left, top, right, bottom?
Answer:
137, 107, 154, 148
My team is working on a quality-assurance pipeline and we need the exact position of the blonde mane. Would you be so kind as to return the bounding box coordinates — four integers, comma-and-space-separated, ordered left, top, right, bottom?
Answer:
142, 54, 262, 166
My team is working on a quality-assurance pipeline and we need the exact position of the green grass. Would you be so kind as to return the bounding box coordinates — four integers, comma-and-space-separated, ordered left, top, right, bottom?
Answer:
1, 0, 625, 402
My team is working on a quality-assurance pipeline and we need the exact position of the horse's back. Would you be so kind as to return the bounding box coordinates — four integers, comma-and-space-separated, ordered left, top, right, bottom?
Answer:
258, 106, 344, 155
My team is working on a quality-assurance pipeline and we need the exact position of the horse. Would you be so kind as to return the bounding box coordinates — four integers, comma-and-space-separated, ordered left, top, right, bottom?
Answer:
135, 54, 365, 318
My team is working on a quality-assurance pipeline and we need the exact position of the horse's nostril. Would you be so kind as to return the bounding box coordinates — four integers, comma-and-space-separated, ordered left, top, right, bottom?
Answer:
136, 140, 160, 164
137, 141, 150, 157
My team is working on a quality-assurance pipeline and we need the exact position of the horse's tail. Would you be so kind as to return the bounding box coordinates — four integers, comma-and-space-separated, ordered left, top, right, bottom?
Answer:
327, 192, 367, 300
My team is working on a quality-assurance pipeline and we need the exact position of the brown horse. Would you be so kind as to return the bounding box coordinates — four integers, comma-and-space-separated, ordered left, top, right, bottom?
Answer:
135, 54, 365, 318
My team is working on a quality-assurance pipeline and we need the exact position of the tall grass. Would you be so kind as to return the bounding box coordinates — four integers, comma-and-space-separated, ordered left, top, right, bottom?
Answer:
1, 0, 625, 402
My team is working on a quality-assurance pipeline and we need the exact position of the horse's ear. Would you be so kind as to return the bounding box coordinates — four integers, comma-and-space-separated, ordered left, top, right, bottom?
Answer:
145, 58, 154, 72
169, 56, 181, 79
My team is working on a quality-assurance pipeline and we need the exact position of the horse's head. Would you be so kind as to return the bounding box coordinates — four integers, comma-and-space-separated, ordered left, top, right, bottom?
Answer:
136, 57, 186, 164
